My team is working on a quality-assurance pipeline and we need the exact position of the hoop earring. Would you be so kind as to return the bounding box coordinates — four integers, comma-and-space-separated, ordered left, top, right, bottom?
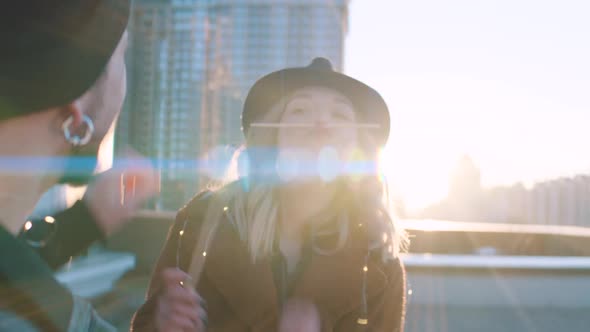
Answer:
62, 114, 94, 147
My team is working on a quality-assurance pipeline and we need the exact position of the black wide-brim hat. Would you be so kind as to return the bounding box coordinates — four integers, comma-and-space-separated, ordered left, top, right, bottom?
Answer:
0, 0, 130, 118
241, 57, 390, 146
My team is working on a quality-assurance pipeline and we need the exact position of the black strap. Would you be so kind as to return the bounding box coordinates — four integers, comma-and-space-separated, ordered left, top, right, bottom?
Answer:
19, 200, 103, 270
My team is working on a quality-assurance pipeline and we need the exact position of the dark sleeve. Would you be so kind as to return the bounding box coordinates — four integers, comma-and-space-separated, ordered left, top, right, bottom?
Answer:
21, 200, 104, 269
130, 204, 198, 332
335, 258, 406, 332
0, 226, 75, 332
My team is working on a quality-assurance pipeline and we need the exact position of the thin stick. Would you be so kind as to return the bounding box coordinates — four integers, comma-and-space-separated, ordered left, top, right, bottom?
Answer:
250, 122, 381, 129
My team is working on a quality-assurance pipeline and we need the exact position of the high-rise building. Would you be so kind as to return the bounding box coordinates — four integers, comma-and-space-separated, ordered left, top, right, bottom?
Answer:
574, 175, 590, 226
117, 0, 350, 210
116, 0, 208, 209
200, 0, 350, 149
529, 182, 549, 225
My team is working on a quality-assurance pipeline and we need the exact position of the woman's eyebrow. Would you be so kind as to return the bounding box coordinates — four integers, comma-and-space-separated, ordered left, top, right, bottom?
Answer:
332, 96, 352, 106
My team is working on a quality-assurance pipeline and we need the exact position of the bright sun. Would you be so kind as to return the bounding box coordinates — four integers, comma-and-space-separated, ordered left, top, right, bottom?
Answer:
379, 138, 455, 213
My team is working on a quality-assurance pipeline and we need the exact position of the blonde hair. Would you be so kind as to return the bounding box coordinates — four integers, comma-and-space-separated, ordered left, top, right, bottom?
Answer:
188, 93, 407, 279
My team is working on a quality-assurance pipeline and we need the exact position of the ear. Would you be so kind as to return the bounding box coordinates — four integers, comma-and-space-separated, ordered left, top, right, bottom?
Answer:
58, 102, 89, 148
62, 102, 84, 127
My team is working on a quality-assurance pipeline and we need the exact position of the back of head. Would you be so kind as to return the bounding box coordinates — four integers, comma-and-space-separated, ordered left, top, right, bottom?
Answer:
0, 0, 130, 120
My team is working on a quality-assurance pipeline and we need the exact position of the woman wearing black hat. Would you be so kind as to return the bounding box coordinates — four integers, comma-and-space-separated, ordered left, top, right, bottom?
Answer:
132, 58, 407, 332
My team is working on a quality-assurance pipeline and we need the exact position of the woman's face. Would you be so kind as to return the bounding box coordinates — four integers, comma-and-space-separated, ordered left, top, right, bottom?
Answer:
276, 86, 359, 181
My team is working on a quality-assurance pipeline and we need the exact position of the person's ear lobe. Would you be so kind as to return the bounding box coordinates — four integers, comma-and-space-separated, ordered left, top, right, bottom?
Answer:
62, 102, 83, 127
59, 101, 94, 148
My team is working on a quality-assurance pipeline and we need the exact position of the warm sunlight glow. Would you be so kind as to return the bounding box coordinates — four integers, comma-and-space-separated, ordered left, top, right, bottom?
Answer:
380, 142, 452, 212
348, 0, 590, 215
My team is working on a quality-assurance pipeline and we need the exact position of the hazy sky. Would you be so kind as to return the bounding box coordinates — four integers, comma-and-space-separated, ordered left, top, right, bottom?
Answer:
345, 0, 590, 209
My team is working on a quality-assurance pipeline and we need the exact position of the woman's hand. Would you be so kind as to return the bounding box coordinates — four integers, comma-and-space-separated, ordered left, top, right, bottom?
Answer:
156, 268, 207, 332
83, 149, 159, 236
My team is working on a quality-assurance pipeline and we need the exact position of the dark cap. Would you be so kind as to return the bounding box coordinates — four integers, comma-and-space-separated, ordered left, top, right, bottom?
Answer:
0, 0, 130, 118
241, 57, 391, 146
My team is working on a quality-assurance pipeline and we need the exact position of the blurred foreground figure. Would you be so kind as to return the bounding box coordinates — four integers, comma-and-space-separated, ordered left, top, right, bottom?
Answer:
132, 58, 407, 331
0, 1, 157, 330
19, 151, 158, 270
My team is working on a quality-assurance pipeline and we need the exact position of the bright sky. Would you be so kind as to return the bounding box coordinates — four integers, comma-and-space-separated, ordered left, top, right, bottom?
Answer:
345, 0, 590, 210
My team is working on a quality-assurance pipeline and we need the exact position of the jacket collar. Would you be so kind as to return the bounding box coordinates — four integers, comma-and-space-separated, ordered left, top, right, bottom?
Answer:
203, 213, 388, 329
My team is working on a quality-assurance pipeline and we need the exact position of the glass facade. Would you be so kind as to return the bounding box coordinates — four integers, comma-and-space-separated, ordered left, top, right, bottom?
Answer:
117, 0, 349, 210
116, 0, 206, 210
203, 0, 349, 168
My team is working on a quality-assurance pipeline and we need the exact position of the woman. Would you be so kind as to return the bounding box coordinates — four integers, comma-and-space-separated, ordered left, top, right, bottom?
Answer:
132, 58, 407, 331
0, 1, 157, 330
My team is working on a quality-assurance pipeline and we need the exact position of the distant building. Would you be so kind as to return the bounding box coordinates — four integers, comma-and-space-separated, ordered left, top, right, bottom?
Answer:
419, 156, 590, 227
117, 0, 350, 210
434, 155, 484, 221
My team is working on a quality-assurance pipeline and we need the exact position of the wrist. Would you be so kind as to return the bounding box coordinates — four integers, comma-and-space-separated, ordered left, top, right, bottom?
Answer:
82, 194, 124, 236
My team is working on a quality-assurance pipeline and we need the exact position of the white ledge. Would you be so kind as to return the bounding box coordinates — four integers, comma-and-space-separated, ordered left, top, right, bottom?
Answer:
402, 219, 590, 237
402, 253, 590, 270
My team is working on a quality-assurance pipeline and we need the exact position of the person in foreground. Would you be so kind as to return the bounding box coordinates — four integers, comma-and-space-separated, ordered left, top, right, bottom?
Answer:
0, 0, 157, 330
132, 57, 407, 331
18, 151, 157, 271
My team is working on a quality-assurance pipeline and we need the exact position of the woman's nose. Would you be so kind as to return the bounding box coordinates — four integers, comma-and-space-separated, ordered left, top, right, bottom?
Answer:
314, 110, 331, 126
315, 119, 328, 129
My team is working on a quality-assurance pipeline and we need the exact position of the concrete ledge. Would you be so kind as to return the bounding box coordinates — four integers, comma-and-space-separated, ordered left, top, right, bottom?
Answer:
403, 253, 590, 270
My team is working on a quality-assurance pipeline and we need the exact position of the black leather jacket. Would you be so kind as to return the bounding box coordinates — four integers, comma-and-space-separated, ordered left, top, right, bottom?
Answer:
19, 200, 103, 269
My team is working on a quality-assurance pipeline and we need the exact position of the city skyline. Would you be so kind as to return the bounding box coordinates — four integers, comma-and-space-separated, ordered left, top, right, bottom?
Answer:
417, 155, 590, 227
110, 0, 590, 211
346, 0, 590, 210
